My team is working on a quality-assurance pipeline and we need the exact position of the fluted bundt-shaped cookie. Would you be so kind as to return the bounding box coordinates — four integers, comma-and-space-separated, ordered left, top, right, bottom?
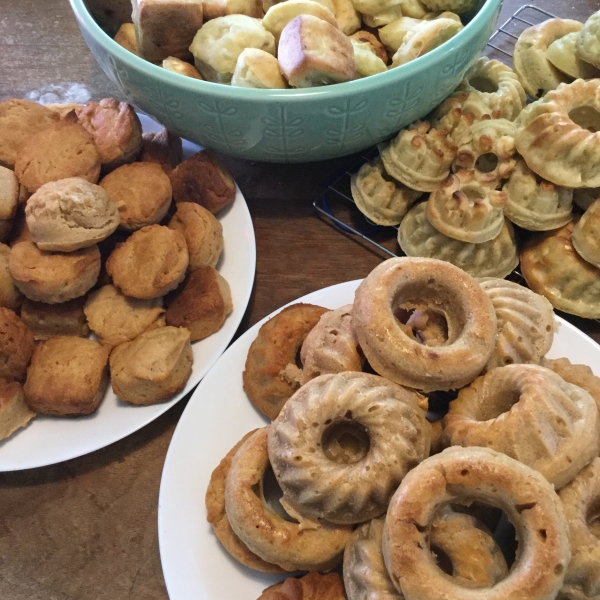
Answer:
350, 157, 422, 226
426, 171, 506, 243
513, 18, 583, 100
379, 121, 457, 192
572, 198, 600, 268
444, 364, 600, 488
259, 573, 347, 600
576, 10, 600, 69
502, 158, 573, 231
515, 79, 600, 188
478, 278, 555, 371
268, 372, 430, 525
399, 202, 519, 278
452, 118, 518, 189
542, 357, 600, 412
521, 221, 600, 319
547, 31, 600, 79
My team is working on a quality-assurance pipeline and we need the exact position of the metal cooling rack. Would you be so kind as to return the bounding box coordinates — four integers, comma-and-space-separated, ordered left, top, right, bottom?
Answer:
313, 5, 600, 326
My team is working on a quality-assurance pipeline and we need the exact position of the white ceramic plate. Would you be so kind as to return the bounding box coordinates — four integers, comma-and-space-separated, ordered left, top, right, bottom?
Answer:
158, 279, 600, 600
0, 115, 256, 471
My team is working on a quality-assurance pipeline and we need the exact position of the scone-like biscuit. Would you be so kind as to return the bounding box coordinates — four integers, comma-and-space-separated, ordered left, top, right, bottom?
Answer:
132, 0, 204, 62
15, 121, 101, 194
25, 178, 120, 251
84, 284, 166, 347
74, 99, 143, 172
109, 326, 193, 405
278, 15, 356, 87
168, 202, 224, 270
0, 166, 19, 241
23, 337, 110, 416
106, 225, 189, 299
139, 128, 183, 174
163, 56, 204, 79
8, 242, 101, 304
100, 162, 172, 230
262, 0, 338, 41
170, 150, 236, 214
114, 23, 140, 56
0, 99, 59, 169
190, 15, 275, 83
0, 243, 23, 311
165, 265, 232, 341
20, 297, 89, 341
231, 48, 288, 88
0, 308, 35, 381
0, 382, 35, 441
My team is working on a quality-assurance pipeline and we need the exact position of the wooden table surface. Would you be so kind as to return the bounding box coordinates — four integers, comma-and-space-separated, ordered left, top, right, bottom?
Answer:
1, 1, 599, 598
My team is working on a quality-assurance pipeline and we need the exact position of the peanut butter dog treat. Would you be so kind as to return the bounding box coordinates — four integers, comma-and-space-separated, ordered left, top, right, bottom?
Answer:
168, 202, 224, 270
547, 31, 600, 79
231, 48, 288, 88
572, 198, 600, 269
259, 573, 346, 599
165, 266, 232, 341
132, 0, 204, 62
577, 10, 600, 69
100, 162, 172, 231
74, 99, 143, 172
139, 128, 183, 174
25, 178, 120, 251
0, 166, 19, 242
190, 15, 275, 83
24, 337, 110, 416
169, 150, 236, 214
0, 99, 59, 169
205, 430, 287, 573
351, 39, 388, 77
262, 0, 337, 41
106, 225, 189, 299
114, 23, 140, 56
109, 326, 193, 405
421, 0, 477, 13
0, 243, 23, 311
20, 297, 89, 341
0, 382, 35, 441
333, 0, 361, 35
0, 308, 35, 381
203, 0, 263, 20
278, 15, 356, 87
15, 121, 101, 194
84, 284, 165, 347
8, 242, 101, 304
162, 56, 204, 79
542, 356, 600, 412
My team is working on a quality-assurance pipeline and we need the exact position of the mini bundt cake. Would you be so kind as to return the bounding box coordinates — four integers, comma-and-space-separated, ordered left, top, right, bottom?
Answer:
502, 158, 573, 231
576, 9, 600, 69
547, 31, 600, 79
572, 198, 600, 268
573, 187, 600, 211
542, 356, 600, 412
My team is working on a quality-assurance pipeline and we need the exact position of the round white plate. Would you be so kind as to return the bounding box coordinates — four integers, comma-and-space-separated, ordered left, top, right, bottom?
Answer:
0, 115, 256, 471
158, 279, 600, 600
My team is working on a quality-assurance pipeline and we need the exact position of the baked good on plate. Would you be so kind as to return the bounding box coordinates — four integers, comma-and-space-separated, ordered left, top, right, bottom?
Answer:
576, 9, 600, 69
0, 382, 35, 441
572, 198, 600, 268
0, 307, 35, 381
20, 297, 89, 341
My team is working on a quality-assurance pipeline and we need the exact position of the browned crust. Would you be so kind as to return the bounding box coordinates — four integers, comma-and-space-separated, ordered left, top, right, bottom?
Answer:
258, 572, 347, 599
0, 307, 35, 380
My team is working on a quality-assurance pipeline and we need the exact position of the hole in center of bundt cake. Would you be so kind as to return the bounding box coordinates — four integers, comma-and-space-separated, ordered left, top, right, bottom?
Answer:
469, 75, 498, 94
430, 544, 454, 576
586, 499, 600, 539
394, 304, 449, 347
474, 153, 499, 174
321, 420, 370, 464
568, 106, 600, 133
261, 465, 299, 523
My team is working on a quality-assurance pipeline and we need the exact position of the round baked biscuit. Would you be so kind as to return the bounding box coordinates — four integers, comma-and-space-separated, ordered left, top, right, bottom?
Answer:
100, 162, 172, 231
8, 241, 101, 304
20, 297, 89, 341
25, 178, 120, 252
15, 120, 101, 193
0, 243, 23, 311
0, 99, 59, 170
167, 202, 224, 270
0, 165, 19, 223
139, 128, 183, 175
0, 307, 35, 381
106, 225, 189, 299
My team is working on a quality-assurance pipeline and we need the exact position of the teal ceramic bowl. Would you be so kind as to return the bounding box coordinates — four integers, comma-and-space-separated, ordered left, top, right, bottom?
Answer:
70, 0, 502, 163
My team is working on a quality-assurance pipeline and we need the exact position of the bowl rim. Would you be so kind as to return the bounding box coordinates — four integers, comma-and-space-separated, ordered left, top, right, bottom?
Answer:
70, 0, 501, 102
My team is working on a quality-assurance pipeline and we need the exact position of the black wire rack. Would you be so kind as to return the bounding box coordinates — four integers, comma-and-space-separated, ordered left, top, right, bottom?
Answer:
313, 5, 600, 327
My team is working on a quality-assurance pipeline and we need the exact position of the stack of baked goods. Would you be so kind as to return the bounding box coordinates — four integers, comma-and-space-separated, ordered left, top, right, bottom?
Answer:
205, 255, 600, 600
0, 96, 236, 441
350, 9, 600, 320
110, 0, 476, 88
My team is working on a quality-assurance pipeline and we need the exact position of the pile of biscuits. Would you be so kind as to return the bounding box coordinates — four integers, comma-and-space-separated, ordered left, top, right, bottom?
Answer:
110, 0, 474, 88
206, 256, 600, 600
0, 96, 236, 441
350, 9, 600, 320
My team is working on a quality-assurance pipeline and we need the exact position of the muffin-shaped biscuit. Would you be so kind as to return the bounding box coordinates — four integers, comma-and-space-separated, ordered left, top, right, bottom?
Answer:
23, 337, 110, 416
231, 48, 288, 88
0, 243, 23, 311
8, 242, 101, 304
74, 99, 143, 172
25, 178, 120, 251
167, 202, 224, 270
0, 308, 35, 381
162, 56, 204, 79
169, 150, 236, 214
84, 284, 165, 347
106, 225, 189, 299
20, 297, 89, 341
114, 22, 140, 55
109, 326, 193, 405
0, 166, 19, 241
572, 198, 600, 269
100, 162, 172, 231
0, 99, 59, 169
15, 121, 101, 194
165, 266, 232, 341
0, 382, 35, 441
139, 128, 183, 175
351, 39, 388, 78
262, 0, 337, 41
